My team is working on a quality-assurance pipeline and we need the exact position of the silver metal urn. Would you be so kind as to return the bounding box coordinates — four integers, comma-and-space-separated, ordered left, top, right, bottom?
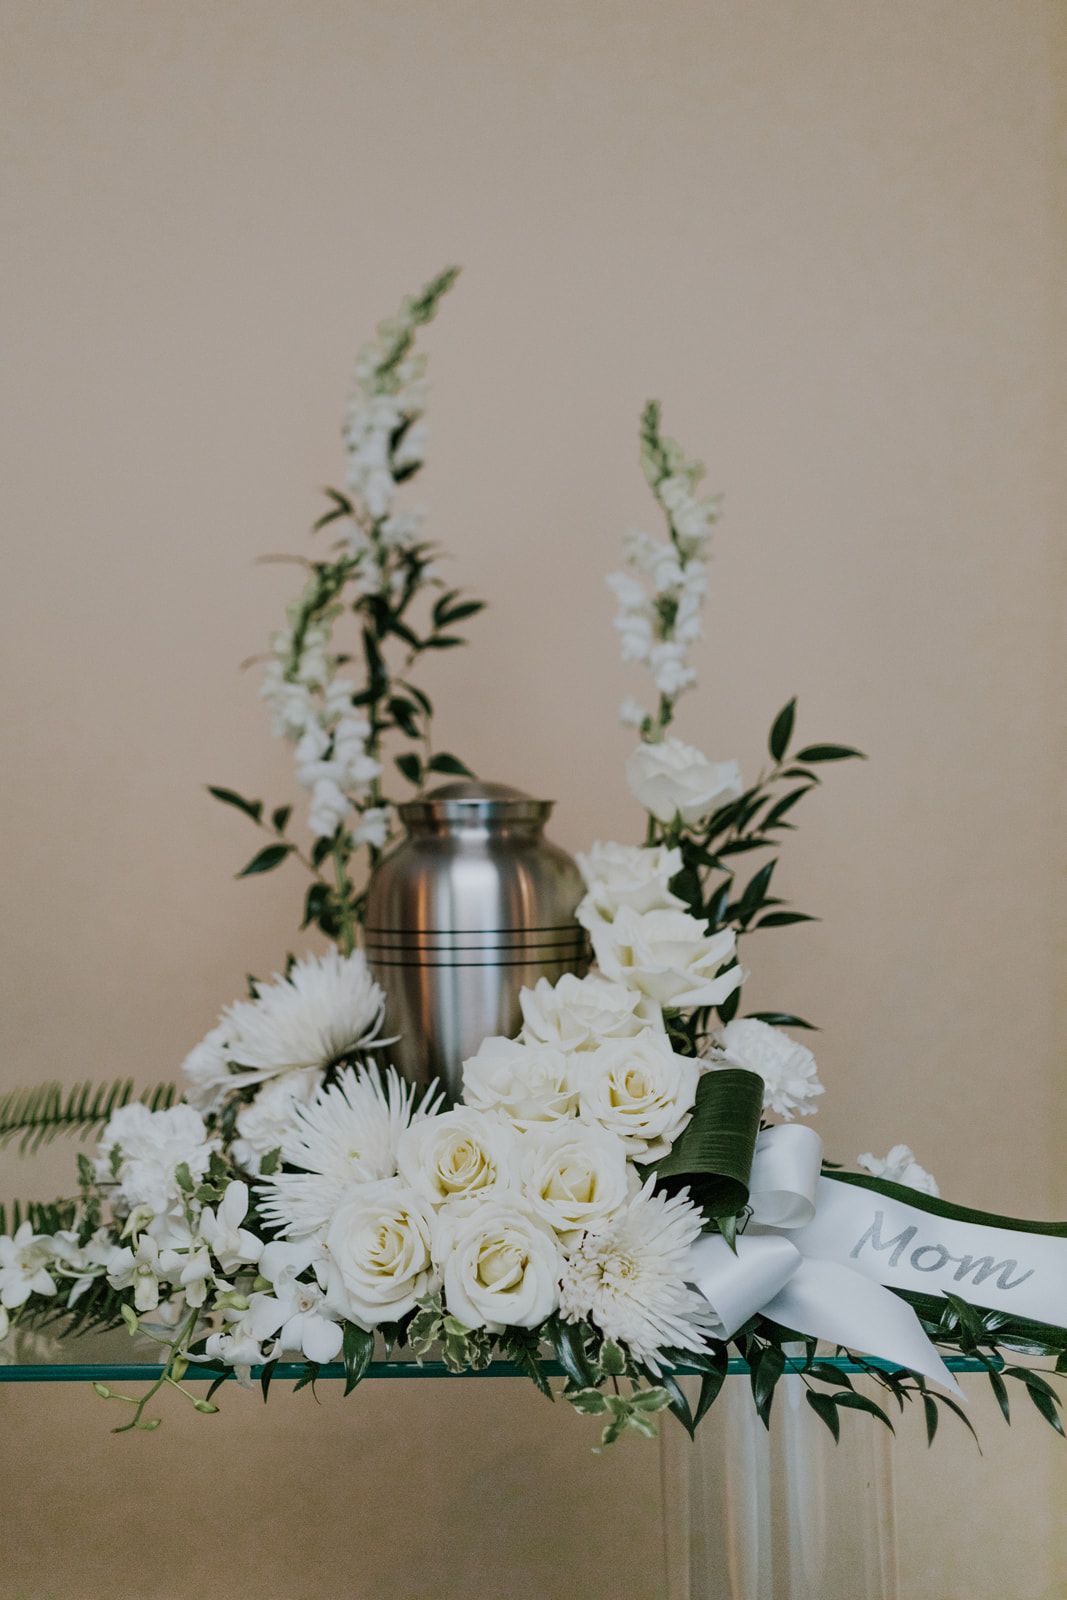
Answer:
364, 781, 589, 1099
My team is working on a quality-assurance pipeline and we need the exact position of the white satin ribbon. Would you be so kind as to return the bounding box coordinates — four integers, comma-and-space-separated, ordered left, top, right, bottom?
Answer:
687, 1127, 975, 1391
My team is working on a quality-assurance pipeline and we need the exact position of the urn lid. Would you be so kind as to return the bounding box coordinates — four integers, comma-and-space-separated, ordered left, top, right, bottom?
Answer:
397, 780, 554, 828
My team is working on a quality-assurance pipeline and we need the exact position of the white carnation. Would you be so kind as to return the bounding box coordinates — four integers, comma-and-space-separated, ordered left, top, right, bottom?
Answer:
96, 1103, 218, 1215
717, 1018, 824, 1120
231, 1070, 324, 1175
857, 1144, 940, 1197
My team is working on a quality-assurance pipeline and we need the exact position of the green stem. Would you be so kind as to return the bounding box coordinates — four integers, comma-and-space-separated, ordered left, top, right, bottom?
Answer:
332, 839, 357, 958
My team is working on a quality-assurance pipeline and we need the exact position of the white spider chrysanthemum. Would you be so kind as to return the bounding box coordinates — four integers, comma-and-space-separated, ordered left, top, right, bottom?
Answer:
559, 1180, 716, 1374
258, 1065, 443, 1237
182, 949, 390, 1102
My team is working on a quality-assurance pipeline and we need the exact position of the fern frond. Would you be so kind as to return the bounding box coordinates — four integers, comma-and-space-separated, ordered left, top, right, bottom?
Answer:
0, 1079, 179, 1156
0, 1196, 78, 1237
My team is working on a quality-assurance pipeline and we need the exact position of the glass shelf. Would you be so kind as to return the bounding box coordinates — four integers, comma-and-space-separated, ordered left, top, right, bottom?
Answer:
0, 1323, 988, 1384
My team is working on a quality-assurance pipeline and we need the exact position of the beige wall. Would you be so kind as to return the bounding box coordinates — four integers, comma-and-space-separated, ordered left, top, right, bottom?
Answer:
0, 3, 1063, 1596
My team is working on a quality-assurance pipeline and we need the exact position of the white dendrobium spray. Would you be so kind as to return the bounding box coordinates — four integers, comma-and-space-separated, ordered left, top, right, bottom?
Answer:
181, 949, 389, 1107
581, 904, 744, 1012
258, 1064, 442, 1238
461, 1036, 580, 1131
436, 1198, 562, 1332
559, 1180, 717, 1374
716, 1018, 824, 1121
518, 972, 660, 1054
858, 1145, 940, 1197
575, 842, 687, 916
576, 1034, 700, 1160
0, 1224, 57, 1311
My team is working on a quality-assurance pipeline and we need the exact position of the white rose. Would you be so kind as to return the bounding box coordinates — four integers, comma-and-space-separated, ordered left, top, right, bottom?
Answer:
436, 1198, 562, 1332
461, 1036, 579, 1130
577, 1034, 700, 1159
520, 1121, 630, 1245
323, 1178, 437, 1329
625, 738, 743, 826
575, 841, 686, 917
583, 904, 743, 1011
518, 972, 660, 1053
396, 1108, 516, 1207
717, 1018, 824, 1121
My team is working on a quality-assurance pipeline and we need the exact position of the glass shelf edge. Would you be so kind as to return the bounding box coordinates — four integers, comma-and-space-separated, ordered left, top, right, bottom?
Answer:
0, 1355, 991, 1384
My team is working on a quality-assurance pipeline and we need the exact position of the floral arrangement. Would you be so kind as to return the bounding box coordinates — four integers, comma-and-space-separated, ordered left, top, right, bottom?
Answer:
1, 271, 1065, 1451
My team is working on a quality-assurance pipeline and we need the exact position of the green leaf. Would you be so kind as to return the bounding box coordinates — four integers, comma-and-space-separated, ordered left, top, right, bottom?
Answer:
546, 1317, 598, 1390
806, 1390, 841, 1441
600, 1338, 626, 1377
311, 836, 335, 870
301, 883, 333, 931
258, 1147, 282, 1176
716, 983, 742, 1026
792, 744, 867, 763
753, 911, 820, 929
733, 859, 777, 926
427, 752, 475, 777
750, 1343, 786, 1427
922, 1392, 939, 1446
422, 635, 466, 650
235, 843, 293, 878
988, 1366, 1011, 1424
659, 1373, 696, 1438
442, 599, 486, 625
745, 1011, 818, 1030
174, 1162, 194, 1194
271, 805, 292, 834
834, 1391, 895, 1432
504, 1329, 553, 1398
387, 696, 421, 739
645, 1068, 764, 1219
762, 786, 813, 830
207, 786, 263, 824
630, 1387, 671, 1414
567, 1387, 608, 1415
693, 1350, 729, 1427
768, 698, 796, 763
342, 1323, 376, 1396
395, 752, 422, 786
806, 1363, 855, 1390
260, 1358, 278, 1403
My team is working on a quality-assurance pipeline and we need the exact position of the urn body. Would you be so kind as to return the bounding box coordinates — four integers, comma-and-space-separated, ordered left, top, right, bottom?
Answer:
364, 782, 589, 1098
